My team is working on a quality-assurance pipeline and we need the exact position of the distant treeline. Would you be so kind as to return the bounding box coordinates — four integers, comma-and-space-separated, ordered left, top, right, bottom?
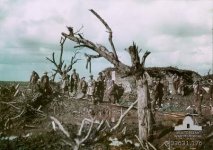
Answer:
0, 81, 29, 86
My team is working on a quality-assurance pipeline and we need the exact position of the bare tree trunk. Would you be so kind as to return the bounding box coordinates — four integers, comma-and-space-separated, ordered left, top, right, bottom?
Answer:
137, 78, 152, 141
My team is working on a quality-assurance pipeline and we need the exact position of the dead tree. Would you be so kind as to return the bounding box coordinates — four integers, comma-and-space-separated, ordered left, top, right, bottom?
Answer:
46, 37, 80, 81
61, 9, 153, 141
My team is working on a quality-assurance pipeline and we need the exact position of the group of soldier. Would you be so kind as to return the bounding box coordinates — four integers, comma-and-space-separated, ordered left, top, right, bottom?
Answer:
150, 74, 213, 115
62, 69, 124, 104
29, 71, 52, 95
29, 69, 124, 105
192, 79, 213, 115
150, 74, 186, 111
29, 69, 213, 114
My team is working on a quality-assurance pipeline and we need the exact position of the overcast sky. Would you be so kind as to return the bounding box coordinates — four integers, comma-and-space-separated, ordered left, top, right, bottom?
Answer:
0, 0, 212, 81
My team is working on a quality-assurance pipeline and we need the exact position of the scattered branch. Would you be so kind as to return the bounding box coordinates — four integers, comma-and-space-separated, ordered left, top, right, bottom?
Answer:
110, 100, 138, 132
50, 116, 70, 138
11, 108, 25, 120
135, 135, 146, 150
147, 141, 157, 150
0, 101, 20, 110
74, 118, 95, 150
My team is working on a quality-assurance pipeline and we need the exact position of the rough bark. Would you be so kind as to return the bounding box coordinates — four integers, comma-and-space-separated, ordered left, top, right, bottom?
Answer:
137, 77, 152, 140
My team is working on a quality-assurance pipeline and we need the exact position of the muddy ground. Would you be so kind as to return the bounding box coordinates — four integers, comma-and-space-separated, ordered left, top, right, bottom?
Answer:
0, 82, 212, 150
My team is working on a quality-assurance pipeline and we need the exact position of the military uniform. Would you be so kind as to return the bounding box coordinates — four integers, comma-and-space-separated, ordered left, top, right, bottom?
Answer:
177, 77, 185, 96
29, 71, 40, 92
87, 75, 96, 103
70, 69, 79, 94
41, 72, 52, 95
79, 77, 87, 95
152, 80, 164, 110
108, 81, 118, 104
61, 71, 69, 93
193, 81, 205, 115
96, 73, 105, 103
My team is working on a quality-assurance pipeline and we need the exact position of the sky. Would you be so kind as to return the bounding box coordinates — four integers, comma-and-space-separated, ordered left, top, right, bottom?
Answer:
0, 0, 212, 81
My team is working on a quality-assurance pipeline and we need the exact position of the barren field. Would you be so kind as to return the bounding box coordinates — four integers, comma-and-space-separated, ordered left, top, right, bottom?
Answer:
0, 82, 212, 150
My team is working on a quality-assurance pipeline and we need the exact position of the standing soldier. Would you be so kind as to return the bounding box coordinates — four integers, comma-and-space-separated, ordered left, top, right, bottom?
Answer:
108, 80, 118, 104
29, 71, 40, 93
177, 76, 185, 96
61, 70, 69, 95
79, 77, 88, 98
117, 83, 124, 101
208, 79, 213, 105
87, 75, 96, 104
173, 74, 179, 94
152, 78, 164, 111
166, 73, 176, 95
40, 72, 52, 95
96, 72, 105, 103
193, 80, 205, 115
70, 69, 79, 95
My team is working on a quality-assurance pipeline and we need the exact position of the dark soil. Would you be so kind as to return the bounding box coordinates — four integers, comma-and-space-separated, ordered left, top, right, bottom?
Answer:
0, 82, 212, 150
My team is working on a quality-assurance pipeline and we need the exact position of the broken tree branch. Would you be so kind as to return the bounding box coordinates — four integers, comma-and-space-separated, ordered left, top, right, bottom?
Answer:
77, 118, 101, 136
128, 42, 140, 68
11, 108, 25, 120
74, 118, 95, 150
110, 100, 138, 132
147, 141, 157, 150
141, 51, 151, 67
135, 135, 146, 150
59, 37, 67, 67
50, 116, 70, 138
0, 101, 20, 110
62, 32, 131, 74
89, 9, 118, 60
66, 50, 81, 72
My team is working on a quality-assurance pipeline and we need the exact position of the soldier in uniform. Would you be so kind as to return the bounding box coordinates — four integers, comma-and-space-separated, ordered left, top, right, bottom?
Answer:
117, 83, 124, 101
177, 76, 185, 96
173, 74, 179, 94
87, 75, 96, 103
40, 72, 52, 95
96, 72, 105, 103
79, 77, 88, 97
193, 80, 205, 115
61, 70, 69, 95
208, 79, 213, 104
108, 80, 118, 104
70, 69, 79, 95
152, 78, 164, 111
29, 71, 40, 93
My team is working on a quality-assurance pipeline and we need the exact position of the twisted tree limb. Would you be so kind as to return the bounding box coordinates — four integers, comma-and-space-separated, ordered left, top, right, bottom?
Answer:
90, 9, 118, 60
46, 37, 80, 80
62, 31, 130, 74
